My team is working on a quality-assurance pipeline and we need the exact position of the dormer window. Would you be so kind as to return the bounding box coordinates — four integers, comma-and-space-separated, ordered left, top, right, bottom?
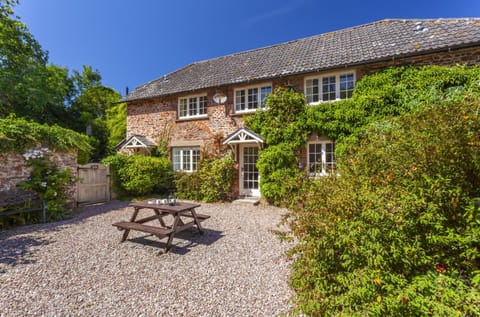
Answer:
178, 95, 208, 119
305, 71, 355, 104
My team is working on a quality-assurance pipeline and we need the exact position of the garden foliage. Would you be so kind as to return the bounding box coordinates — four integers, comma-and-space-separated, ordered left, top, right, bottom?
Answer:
102, 154, 173, 197
0, 115, 92, 157
244, 65, 480, 314
289, 99, 480, 316
19, 154, 78, 221
174, 155, 236, 202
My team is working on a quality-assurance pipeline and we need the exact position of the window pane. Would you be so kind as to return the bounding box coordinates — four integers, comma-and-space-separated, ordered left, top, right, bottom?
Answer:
340, 73, 354, 99
247, 88, 258, 109
199, 96, 207, 115
235, 90, 245, 111
189, 97, 197, 116
260, 86, 272, 108
179, 98, 187, 117
182, 149, 191, 170
306, 79, 319, 103
325, 142, 336, 172
192, 149, 200, 171
173, 148, 181, 171
322, 76, 336, 101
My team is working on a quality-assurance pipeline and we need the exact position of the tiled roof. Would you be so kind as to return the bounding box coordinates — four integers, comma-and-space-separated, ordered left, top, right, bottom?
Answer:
123, 18, 480, 102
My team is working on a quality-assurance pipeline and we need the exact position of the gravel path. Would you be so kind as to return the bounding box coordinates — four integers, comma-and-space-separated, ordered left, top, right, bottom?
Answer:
0, 201, 295, 316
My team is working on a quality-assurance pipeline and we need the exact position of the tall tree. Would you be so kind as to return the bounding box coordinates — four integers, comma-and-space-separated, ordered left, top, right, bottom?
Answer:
69, 66, 122, 160
0, 0, 72, 124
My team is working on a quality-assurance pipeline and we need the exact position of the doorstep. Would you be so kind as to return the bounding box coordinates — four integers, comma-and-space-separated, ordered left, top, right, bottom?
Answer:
232, 196, 260, 205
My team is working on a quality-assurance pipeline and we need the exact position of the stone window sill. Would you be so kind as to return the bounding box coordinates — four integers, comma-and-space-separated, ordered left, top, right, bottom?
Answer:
176, 115, 209, 123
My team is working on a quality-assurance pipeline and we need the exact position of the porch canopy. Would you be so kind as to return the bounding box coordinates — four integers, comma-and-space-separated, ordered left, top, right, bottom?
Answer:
115, 135, 156, 152
222, 127, 264, 145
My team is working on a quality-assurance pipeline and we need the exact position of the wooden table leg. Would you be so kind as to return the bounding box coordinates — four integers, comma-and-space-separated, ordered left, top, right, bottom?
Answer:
153, 209, 167, 227
189, 208, 204, 233
121, 207, 140, 242
165, 215, 181, 252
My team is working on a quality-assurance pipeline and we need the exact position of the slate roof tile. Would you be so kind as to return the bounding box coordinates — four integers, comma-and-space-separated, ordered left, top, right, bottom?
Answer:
123, 18, 480, 102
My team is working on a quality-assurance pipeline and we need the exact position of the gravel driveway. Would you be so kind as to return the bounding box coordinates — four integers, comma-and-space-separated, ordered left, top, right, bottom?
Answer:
0, 201, 295, 316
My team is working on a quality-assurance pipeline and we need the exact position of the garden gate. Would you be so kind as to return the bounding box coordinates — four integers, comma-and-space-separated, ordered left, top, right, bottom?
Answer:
76, 163, 110, 206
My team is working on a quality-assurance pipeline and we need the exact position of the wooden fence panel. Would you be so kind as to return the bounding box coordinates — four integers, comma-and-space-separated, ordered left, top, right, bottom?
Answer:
76, 163, 110, 206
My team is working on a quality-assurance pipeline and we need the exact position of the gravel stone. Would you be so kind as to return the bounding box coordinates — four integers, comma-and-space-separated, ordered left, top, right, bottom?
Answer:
0, 201, 295, 316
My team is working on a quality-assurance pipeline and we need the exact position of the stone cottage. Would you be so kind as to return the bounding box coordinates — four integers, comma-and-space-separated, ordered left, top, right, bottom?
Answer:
120, 18, 480, 198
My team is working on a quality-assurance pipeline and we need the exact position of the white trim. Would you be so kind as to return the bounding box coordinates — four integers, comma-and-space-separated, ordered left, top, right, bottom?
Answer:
122, 136, 152, 148
304, 70, 356, 105
223, 128, 264, 145
178, 93, 208, 119
234, 82, 272, 113
239, 144, 261, 197
172, 147, 201, 173
307, 139, 336, 177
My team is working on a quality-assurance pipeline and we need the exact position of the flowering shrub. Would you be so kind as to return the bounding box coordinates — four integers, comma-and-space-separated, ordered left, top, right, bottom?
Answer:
19, 151, 78, 220
288, 100, 480, 316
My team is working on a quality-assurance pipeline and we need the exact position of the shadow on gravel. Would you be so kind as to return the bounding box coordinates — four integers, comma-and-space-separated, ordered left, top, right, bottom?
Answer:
127, 228, 224, 255
0, 200, 131, 270
0, 235, 51, 271
0, 200, 131, 238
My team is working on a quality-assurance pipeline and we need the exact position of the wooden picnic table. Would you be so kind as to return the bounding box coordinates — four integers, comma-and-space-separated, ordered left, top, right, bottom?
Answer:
112, 200, 210, 252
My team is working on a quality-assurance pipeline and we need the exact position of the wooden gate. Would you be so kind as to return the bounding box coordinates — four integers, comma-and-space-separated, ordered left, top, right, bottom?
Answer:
76, 163, 110, 206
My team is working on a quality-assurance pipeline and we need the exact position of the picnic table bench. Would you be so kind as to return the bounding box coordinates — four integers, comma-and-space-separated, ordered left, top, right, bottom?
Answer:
112, 200, 210, 252
0, 190, 46, 223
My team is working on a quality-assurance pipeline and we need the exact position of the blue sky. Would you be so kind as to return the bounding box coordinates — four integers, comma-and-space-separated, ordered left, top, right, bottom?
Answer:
15, 0, 480, 97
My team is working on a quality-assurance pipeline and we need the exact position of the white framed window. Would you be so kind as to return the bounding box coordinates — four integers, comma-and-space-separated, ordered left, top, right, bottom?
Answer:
172, 147, 200, 172
178, 95, 208, 119
234, 84, 272, 113
307, 141, 336, 176
305, 71, 355, 104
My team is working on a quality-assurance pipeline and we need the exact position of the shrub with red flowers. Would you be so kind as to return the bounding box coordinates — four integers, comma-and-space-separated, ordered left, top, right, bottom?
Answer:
288, 98, 480, 316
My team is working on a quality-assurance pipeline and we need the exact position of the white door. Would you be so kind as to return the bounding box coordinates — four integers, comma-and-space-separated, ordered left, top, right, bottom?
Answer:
240, 144, 260, 197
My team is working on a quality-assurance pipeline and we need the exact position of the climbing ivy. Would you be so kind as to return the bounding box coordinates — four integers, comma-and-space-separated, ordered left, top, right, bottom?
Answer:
0, 115, 92, 160
245, 65, 480, 205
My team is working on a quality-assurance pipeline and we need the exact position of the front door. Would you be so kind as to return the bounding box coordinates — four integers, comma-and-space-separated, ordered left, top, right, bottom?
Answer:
240, 144, 260, 197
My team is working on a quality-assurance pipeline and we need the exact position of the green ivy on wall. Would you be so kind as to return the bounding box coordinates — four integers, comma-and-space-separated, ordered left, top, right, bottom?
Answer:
245, 65, 480, 205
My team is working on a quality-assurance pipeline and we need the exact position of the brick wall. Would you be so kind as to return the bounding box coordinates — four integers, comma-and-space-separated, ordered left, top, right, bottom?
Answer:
0, 148, 78, 204
125, 46, 480, 198
127, 46, 480, 155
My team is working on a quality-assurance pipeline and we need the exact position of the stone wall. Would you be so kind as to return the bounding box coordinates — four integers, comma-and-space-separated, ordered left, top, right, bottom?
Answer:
0, 147, 78, 204
125, 46, 480, 198
127, 46, 480, 154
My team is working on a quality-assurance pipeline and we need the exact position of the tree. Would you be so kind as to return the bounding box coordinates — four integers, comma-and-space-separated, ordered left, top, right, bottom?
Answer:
106, 101, 126, 151
0, 0, 72, 124
0, 2, 123, 160
69, 66, 122, 160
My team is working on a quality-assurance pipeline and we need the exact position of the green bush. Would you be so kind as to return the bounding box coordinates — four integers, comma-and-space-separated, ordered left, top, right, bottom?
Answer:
19, 154, 77, 221
173, 171, 202, 201
0, 115, 92, 161
256, 143, 304, 206
174, 155, 236, 202
103, 154, 172, 196
198, 155, 236, 202
288, 100, 480, 316
245, 65, 480, 207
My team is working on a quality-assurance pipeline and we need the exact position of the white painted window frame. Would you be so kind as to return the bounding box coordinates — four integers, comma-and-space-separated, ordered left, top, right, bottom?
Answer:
172, 147, 201, 172
305, 71, 355, 105
307, 140, 336, 177
178, 94, 208, 119
234, 83, 272, 113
